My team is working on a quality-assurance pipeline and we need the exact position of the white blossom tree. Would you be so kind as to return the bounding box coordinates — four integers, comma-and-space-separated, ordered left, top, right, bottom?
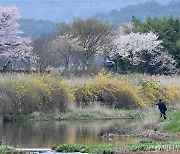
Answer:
117, 22, 133, 35
150, 51, 178, 74
50, 34, 85, 71
112, 28, 178, 74
0, 5, 33, 70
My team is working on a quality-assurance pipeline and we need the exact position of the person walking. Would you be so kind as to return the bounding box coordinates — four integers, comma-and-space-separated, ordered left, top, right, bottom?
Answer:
154, 99, 167, 119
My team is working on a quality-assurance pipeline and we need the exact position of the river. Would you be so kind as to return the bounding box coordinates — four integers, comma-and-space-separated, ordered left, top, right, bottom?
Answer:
0, 119, 139, 148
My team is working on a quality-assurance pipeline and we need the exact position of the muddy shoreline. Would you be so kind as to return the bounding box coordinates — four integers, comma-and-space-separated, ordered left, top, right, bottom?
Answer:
0, 115, 134, 123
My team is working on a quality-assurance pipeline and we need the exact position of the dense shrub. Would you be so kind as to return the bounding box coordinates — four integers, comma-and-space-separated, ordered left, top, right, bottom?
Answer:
0, 73, 179, 117
0, 74, 73, 116
75, 72, 143, 109
139, 80, 180, 105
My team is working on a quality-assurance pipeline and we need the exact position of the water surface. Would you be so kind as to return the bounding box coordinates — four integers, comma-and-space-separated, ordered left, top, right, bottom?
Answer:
0, 120, 139, 148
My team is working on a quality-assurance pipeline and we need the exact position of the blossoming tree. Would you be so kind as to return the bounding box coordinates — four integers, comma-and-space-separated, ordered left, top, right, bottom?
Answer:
0, 5, 33, 70
112, 27, 178, 74
50, 34, 85, 71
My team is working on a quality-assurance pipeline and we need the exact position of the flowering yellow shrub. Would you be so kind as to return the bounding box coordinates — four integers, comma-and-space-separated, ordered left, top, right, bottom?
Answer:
75, 71, 143, 108
0, 73, 179, 116
139, 80, 180, 105
0, 74, 73, 115
165, 86, 180, 102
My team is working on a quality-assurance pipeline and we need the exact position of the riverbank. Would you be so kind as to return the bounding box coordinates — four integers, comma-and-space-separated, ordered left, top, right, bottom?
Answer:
1, 117, 180, 154
1, 143, 180, 154
1, 105, 180, 141
0, 104, 143, 122
134, 108, 180, 141
13, 141, 180, 154
0, 73, 179, 153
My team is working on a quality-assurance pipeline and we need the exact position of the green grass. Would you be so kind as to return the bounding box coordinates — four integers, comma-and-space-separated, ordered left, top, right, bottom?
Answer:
80, 144, 115, 153
54, 144, 115, 153
16, 114, 35, 120
61, 109, 143, 119
128, 140, 156, 151
55, 144, 85, 152
124, 110, 144, 119
163, 111, 180, 133
128, 140, 180, 151
167, 111, 180, 121
164, 121, 180, 133
63, 113, 95, 119
0, 145, 15, 153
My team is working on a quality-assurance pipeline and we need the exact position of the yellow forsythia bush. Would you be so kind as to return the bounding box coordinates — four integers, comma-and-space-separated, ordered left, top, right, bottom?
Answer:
139, 80, 180, 105
0, 73, 179, 116
0, 74, 73, 115
165, 86, 180, 102
75, 71, 143, 109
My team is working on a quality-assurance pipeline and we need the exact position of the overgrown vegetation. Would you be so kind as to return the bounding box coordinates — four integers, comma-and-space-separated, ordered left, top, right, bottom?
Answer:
75, 71, 143, 108
0, 73, 179, 118
75, 71, 180, 107
53, 144, 115, 153
139, 80, 180, 105
0, 74, 73, 117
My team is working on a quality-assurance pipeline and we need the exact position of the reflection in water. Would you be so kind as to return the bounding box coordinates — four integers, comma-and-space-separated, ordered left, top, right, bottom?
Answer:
0, 120, 139, 148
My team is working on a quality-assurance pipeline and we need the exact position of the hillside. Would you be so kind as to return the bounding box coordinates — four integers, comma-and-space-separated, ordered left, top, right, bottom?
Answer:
1, 0, 170, 21
18, 19, 55, 38
7, 0, 179, 38
96, 0, 180, 25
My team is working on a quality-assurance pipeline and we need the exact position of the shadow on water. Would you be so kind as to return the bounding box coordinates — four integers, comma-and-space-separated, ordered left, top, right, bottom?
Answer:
0, 120, 139, 148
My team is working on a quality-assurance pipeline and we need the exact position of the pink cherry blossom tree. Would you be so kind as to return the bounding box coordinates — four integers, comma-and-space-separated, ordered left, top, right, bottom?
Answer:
0, 5, 33, 70
112, 27, 178, 74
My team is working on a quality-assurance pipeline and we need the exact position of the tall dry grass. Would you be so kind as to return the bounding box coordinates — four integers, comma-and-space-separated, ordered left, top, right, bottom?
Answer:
118, 73, 180, 88
68, 103, 117, 116
140, 107, 159, 130
67, 73, 180, 89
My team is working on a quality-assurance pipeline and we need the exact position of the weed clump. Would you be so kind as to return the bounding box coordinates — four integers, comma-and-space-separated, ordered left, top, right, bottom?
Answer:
54, 144, 115, 153
0, 144, 15, 153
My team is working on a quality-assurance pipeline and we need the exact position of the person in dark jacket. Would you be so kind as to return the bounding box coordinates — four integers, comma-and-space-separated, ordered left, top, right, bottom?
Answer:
154, 99, 167, 119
